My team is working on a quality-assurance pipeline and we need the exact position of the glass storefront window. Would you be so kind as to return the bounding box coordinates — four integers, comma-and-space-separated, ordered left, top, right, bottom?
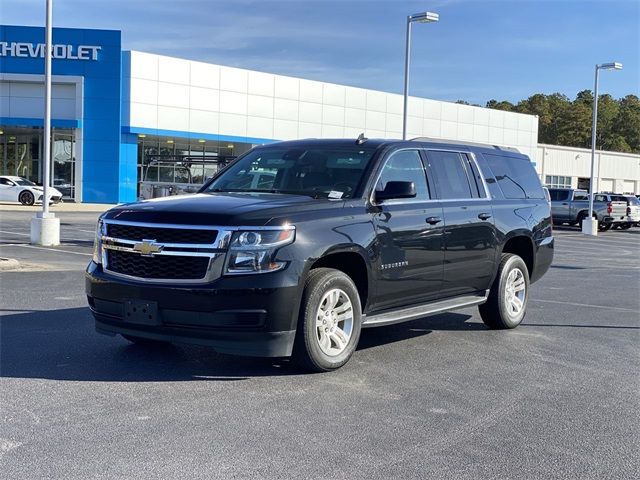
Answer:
0, 127, 76, 200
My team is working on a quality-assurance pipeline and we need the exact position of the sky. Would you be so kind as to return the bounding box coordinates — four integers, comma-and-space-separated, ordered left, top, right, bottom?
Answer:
1, 0, 638, 105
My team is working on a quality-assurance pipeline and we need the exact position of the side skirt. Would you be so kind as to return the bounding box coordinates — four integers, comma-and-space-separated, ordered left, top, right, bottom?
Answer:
362, 291, 489, 328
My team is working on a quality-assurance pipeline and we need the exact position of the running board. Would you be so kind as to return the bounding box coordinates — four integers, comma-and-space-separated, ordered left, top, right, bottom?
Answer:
362, 292, 488, 328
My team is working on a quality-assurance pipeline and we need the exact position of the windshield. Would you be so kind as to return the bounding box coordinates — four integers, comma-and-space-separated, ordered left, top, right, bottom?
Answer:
202, 146, 376, 199
14, 178, 36, 186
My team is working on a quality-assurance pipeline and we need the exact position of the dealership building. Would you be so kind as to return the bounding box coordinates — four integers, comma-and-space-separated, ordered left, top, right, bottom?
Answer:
1, 24, 638, 203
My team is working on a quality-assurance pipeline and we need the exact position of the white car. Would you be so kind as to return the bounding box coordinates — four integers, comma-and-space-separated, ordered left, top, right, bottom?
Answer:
0, 176, 63, 205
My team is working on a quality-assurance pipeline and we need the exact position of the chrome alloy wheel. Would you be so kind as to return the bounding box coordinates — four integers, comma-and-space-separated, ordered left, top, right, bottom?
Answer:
504, 268, 526, 315
315, 288, 354, 356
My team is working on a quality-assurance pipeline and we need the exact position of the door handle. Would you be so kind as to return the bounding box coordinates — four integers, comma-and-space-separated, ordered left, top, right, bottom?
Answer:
478, 213, 492, 221
562, 202, 568, 205
426, 216, 442, 225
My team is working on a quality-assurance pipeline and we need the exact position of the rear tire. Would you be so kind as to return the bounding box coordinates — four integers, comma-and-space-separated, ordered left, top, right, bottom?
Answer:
479, 253, 529, 329
19, 190, 35, 206
577, 212, 587, 230
619, 223, 632, 230
599, 223, 612, 232
292, 268, 362, 372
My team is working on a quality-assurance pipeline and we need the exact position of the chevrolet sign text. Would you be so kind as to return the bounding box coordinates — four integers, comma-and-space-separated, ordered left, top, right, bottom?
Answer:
0, 42, 101, 60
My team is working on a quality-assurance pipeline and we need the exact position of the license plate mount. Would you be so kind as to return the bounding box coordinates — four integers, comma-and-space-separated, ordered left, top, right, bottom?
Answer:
124, 300, 160, 325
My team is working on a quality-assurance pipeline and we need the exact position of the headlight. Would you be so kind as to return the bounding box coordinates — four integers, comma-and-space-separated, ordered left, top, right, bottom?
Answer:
92, 219, 104, 264
225, 226, 295, 274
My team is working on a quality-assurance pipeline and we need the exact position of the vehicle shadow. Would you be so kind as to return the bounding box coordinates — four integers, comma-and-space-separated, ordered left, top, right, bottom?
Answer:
358, 312, 483, 350
0, 307, 293, 382
0, 307, 483, 382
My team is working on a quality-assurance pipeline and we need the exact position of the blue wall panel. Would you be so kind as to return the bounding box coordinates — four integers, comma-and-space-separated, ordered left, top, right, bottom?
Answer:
1, 25, 123, 203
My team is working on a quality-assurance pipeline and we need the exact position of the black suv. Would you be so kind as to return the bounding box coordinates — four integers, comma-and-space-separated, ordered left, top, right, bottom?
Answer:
86, 138, 554, 371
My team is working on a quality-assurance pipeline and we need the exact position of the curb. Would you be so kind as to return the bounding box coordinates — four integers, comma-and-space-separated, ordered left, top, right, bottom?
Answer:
0, 257, 20, 271
0, 202, 116, 213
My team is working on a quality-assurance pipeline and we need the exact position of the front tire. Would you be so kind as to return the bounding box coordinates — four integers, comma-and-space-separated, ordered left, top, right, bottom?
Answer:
292, 268, 362, 372
479, 253, 530, 329
19, 190, 35, 206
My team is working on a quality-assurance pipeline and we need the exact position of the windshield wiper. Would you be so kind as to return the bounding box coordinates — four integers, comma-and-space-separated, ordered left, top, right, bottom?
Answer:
207, 188, 318, 197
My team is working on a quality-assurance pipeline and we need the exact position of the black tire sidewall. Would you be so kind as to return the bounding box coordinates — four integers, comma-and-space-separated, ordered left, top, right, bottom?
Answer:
495, 255, 530, 328
20, 191, 35, 206
298, 269, 362, 371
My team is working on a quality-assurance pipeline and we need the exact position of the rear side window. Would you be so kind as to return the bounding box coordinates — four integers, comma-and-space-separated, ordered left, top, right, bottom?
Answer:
426, 151, 480, 200
549, 189, 570, 201
573, 191, 588, 201
483, 153, 545, 199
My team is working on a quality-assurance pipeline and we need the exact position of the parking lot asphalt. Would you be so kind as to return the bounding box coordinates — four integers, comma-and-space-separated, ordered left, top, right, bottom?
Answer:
1, 210, 639, 479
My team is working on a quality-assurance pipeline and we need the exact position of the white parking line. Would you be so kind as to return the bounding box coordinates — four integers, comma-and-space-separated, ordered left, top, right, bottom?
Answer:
557, 238, 640, 248
0, 243, 92, 256
532, 298, 639, 313
0, 230, 30, 236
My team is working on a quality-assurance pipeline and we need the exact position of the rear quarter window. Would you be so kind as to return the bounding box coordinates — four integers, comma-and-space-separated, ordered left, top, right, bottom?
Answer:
549, 189, 570, 201
483, 153, 545, 200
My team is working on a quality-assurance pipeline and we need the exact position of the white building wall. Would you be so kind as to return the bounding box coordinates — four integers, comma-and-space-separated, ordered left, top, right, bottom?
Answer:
536, 144, 640, 194
123, 51, 539, 158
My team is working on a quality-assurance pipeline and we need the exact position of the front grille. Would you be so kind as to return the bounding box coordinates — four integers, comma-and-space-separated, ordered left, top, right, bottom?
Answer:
107, 224, 217, 244
107, 250, 210, 280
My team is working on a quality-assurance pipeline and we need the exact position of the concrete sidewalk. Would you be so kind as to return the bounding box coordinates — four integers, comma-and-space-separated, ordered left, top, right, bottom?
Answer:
0, 201, 116, 213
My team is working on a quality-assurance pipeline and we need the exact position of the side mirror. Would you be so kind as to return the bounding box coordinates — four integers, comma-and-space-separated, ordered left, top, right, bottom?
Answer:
375, 181, 416, 202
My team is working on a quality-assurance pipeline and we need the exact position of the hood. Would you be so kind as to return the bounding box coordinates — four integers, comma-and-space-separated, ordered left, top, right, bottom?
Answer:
103, 192, 343, 226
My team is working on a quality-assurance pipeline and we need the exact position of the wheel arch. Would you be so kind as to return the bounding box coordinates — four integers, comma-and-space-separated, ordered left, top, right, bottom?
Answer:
577, 209, 596, 220
306, 247, 371, 313
500, 233, 535, 278
19, 189, 35, 203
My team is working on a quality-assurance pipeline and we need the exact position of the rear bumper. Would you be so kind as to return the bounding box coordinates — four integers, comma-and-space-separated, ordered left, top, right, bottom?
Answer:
531, 235, 554, 283
86, 261, 301, 357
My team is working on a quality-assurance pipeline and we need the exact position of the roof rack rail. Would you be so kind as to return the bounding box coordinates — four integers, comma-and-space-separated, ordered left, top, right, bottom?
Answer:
409, 137, 520, 153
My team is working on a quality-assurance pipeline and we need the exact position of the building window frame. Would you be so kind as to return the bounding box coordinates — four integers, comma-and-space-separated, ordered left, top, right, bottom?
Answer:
545, 175, 572, 189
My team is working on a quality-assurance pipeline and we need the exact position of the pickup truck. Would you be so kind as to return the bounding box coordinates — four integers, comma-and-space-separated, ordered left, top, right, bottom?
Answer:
548, 188, 627, 231
87, 137, 554, 371
601, 193, 640, 229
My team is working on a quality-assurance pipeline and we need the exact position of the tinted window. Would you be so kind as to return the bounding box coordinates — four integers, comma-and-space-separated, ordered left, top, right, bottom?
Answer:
204, 146, 376, 199
0, 178, 14, 186
376, 150, 429, 200
549, 189, 570, 201
484, 153, 545, 199
426, 151, 475, 200
573, 191, 588, 201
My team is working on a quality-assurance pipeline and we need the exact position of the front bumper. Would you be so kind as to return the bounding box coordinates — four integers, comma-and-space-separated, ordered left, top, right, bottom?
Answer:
86, 261, 301, 357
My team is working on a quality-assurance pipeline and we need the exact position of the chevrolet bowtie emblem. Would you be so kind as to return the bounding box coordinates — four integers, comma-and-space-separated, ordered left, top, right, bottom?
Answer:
133, 240, 163, 256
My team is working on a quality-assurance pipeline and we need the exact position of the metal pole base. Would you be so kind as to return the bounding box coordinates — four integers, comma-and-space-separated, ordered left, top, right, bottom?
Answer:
30, 213, 60, 246
581, 217, 598, 236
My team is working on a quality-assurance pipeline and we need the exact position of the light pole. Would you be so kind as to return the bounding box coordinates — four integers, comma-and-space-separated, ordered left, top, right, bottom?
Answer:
583, 61, 623, 236
402, 11, 439, 140
30, 0, 60, 246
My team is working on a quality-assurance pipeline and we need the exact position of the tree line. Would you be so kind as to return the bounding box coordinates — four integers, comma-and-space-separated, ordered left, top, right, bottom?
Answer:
456, 92, 640, 154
